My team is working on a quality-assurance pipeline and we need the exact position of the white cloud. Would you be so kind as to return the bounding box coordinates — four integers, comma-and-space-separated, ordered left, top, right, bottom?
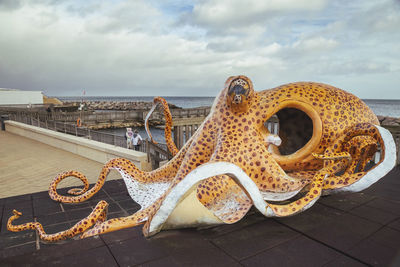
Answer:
0, 0, 399, 98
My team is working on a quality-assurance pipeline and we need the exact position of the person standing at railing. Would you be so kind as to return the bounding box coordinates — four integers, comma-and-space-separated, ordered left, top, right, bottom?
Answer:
132, 129, 143, 151
125, 128, 134, 149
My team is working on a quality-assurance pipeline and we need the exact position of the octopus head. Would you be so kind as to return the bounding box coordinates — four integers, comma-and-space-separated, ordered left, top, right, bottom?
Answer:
226, 76, 254, 113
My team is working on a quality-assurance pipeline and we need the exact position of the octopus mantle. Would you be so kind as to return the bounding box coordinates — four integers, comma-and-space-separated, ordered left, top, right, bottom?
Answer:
8, 75, 396, 242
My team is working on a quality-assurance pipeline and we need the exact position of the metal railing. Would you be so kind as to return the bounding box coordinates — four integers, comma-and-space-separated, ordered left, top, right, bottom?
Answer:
3, 111, 399, 166
5, 113, 173, 166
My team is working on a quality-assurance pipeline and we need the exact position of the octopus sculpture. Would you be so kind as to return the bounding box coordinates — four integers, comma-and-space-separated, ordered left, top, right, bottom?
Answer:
8, 75, 396, 242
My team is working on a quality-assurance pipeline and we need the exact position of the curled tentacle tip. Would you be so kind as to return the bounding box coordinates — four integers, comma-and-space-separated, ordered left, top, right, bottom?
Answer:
12, 210, 22, 216
67, 188, 83, 195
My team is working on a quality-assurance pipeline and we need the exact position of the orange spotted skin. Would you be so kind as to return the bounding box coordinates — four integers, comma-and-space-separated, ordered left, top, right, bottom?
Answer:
8, 75, 390, 241
147, 97, 179, 156
8, 201, 109, 242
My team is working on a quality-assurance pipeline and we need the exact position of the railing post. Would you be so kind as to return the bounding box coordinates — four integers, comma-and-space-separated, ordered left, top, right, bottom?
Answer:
146, 139, 150, 162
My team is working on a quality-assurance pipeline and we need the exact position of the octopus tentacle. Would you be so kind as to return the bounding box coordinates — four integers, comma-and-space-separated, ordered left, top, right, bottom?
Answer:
344, 136, 377, 174
49, 156, 184, 203
80, 207, 149, 238
8, 201, 109, 242
267, 157, 349, 216
145, 96, 179, 156
322, 124, 396, 192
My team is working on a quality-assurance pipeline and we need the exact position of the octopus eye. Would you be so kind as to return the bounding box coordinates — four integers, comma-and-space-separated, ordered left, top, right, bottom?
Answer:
232, 78, 249, 89
225, 76, 254, 112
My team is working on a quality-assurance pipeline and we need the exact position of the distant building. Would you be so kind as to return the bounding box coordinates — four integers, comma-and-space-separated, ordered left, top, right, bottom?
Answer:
0, 88, 44, 105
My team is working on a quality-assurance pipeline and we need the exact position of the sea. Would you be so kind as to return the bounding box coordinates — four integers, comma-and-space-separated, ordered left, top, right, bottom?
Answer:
57, 96, 400, 143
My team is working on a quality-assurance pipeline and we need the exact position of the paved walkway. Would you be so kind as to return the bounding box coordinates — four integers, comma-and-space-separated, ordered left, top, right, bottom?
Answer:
0, 131, 120, 198
1, 167, 400, 266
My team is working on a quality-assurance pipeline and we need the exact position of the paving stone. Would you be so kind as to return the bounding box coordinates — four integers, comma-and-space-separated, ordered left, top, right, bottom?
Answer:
45, 246, 118, 267
111, 192, 132, 202
365, 184, 400, 202
305, 212, 382, 251
364, 198, 400, 216
0, 231, 35, 249
367, 226, 400, 249
16, 236, 106, 263
349, 204, 399, 225
276, 203, 343, 233
347, 228, 400, 266
118, 199, 141, 210
40, 222, 72, 237
241, 236, 342, 267
35, 211, 68, 226
388, 218, 400, 231
126, 206, 142, 215
106, 202, 123, 213
319, 192, 376, 212
107, 210, 128, 219
101, 225, 142, 245
33, 200, 62, 216
211, 219, 299, 260
31, 191, 51, 200
4, 194, 31, 205
199, 212, 265, 238
323, 255, 368, 267
62, 201, 92, 211
65, 207, 93, 222
139, 256, 180, 267
0, 242, 36, 261
109, 235, 168, 266
152, 229, 241, 266
88, 197, 112, 208
102, 180, 126, 195
88, 190, 109, 201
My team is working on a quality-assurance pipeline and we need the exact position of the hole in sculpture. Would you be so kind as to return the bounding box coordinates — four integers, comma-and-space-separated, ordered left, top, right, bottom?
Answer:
267, 108, 314, 156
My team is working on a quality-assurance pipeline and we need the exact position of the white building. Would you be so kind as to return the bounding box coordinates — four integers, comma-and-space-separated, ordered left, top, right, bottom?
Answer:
0, 88, 44, 105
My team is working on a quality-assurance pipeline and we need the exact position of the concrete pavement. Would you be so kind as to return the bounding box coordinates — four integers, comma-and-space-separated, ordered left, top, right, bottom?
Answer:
0, 131, 121, 198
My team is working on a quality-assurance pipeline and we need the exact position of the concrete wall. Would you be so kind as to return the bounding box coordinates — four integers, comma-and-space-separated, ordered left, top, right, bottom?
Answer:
0, 90, 44, 105
5, 121, 151, 171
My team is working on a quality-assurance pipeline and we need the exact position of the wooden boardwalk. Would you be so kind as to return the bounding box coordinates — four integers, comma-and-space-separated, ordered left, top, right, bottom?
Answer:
0, 131, 120, 198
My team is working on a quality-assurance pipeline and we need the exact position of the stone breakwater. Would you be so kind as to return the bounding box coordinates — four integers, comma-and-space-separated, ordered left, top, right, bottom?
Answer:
377, 116, 400, 126
65, 101, 180, 111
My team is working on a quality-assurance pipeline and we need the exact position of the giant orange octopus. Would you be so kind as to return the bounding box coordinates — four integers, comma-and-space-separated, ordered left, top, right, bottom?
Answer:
8, 75, 396, 242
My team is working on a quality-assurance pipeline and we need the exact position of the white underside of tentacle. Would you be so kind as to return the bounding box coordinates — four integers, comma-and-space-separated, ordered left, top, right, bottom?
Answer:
117, 168, 170, 211
261, 189, 302, 201
144, 102, 159, 141
324, 125, 396, 194
147, 162, 297, 236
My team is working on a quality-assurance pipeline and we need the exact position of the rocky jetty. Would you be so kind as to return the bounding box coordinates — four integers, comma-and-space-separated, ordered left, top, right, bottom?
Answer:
377, 116, 400, 126
65, 101, 180, 111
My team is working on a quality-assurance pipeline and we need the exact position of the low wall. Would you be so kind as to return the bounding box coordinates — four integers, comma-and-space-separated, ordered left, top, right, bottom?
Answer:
5, 121, 151, 171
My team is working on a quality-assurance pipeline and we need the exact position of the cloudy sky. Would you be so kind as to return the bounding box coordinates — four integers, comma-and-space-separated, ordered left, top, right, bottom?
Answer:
0, 0, 399, 98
